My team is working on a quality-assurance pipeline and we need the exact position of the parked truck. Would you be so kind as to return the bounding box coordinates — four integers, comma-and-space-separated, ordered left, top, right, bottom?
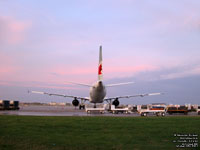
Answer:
110, 105, 132, 114
197, 106, 200, 115
137, 104, 166, 117
85, 104, 107, 114
167, 105, 188, 115
9, 101, 20, 110
0, 100, 10, 110
0, 100, 19, 110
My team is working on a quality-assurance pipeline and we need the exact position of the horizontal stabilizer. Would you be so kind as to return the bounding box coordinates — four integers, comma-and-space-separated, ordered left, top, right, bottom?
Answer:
148, 93, 163, 96
65, 81, 92, 87
31, 91, 45, 94
106, 82, 134, 87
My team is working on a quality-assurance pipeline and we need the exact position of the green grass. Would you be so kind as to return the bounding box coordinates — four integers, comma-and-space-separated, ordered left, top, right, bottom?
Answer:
0, 116, 200, 150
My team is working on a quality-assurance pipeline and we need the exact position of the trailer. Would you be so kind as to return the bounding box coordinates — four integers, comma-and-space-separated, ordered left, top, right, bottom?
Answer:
138, 104, 166, 117
110, 105, 130, 114
0, 100, 20, 110
0, 100, 10, 110
9, 101, 20, 110
167, 105, 188, 115
85, 104, 107, 114
0, 100, 3, 110
132, 105, 138, 113
197, 106, 200, 115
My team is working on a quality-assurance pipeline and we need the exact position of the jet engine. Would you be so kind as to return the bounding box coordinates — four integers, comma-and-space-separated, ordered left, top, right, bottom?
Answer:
112, 98, 119, 107
72, 98, 79, 106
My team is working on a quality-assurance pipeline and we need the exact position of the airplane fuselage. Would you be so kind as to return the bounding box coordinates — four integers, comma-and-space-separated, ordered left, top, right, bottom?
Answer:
89, 81, 106, 103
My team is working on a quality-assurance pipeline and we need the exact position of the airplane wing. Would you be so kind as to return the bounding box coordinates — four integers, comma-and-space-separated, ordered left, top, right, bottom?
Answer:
104, 92, 163, 101
29, 90, 90, 101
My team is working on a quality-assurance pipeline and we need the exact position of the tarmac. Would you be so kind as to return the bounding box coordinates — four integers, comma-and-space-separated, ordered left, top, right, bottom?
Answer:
0, 105, 199, 117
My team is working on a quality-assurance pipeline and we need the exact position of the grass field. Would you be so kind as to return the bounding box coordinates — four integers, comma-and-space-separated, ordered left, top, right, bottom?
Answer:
0, 116, 199, 150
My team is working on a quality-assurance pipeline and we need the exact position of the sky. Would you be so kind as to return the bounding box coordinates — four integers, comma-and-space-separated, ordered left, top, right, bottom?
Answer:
0, 0, 200, 105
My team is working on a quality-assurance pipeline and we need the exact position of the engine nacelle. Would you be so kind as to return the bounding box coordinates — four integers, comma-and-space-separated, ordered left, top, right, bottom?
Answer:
112, 98, 119, 107
72, 98, 79, 106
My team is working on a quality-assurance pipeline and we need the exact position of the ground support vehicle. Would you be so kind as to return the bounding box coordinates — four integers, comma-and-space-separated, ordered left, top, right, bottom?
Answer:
110, 105, 131, 114
0, 100, 20, 110
0, 100, 10, 110
197, 106, 200, 115
138, 105, 166, 117
85, 104, 106, 114
167, 106, 188, 115
9, 101, 20, 110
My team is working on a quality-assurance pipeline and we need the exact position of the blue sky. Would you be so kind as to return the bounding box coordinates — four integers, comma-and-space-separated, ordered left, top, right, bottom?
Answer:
0, 0, 200, 104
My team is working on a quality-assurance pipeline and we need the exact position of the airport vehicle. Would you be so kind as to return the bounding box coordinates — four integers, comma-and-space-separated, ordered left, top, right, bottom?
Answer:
0, 100, 19, 110
197, 106, 200, 115
167, 105, 188, 115
85, 104, 107, 114
30, 46, 162, 108
110, 105, 130, 114
0, 100, 10, 110
9, 101, 20, 110
137, 104, 166, 116
131, 105, 138, 113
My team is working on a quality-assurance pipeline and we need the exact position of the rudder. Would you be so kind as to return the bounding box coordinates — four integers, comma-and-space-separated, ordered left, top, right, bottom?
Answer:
98, 46, 103, 81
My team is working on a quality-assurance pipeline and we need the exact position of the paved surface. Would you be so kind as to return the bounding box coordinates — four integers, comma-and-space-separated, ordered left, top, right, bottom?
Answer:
0, 105, 199, 117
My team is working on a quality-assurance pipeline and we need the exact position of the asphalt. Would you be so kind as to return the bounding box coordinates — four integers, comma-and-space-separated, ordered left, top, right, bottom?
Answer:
0, 105, 199, 117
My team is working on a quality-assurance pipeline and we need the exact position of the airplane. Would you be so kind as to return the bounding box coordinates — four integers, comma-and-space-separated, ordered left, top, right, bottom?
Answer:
30, 46, 162, 109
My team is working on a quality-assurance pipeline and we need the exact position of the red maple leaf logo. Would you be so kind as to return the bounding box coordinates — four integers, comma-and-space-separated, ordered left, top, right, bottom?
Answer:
98, 64, 102, 75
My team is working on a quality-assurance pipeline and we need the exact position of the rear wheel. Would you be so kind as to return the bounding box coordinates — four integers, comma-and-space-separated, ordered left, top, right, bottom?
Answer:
161, 112, 165, 117
141, 112, 147, 117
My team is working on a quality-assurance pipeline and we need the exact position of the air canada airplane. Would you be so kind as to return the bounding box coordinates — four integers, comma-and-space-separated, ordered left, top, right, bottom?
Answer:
30, 46, 162, 109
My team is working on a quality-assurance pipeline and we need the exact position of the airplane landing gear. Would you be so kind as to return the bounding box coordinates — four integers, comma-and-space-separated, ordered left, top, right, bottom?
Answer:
94, 103, 96, 108
79, 105, 85, 110
79, 99, 85, 110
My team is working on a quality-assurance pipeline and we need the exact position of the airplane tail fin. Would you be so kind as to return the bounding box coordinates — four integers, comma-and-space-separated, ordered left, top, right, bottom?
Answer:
98, 45, 103, 81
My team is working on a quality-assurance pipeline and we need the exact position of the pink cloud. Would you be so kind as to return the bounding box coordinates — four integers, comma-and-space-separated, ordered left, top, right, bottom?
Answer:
103, 64, 158, 79
0, 52, 19, 79
0, 16, 31, 45
0, 79, 83, 91
0, 65, 15, 75
50, 62, 158, 82
105, 65, 157, 73
53, 65, 95, 76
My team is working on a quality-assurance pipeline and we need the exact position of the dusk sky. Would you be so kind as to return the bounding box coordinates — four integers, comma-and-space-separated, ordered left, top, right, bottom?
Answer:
0, 0, 200, 105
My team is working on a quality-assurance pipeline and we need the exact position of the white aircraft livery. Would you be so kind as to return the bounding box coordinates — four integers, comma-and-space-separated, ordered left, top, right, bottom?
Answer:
30, 46, 162, 108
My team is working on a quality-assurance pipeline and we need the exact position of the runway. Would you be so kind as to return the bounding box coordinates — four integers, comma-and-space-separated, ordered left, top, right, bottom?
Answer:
0, 105, 199, 117
0, 105, 138, 116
